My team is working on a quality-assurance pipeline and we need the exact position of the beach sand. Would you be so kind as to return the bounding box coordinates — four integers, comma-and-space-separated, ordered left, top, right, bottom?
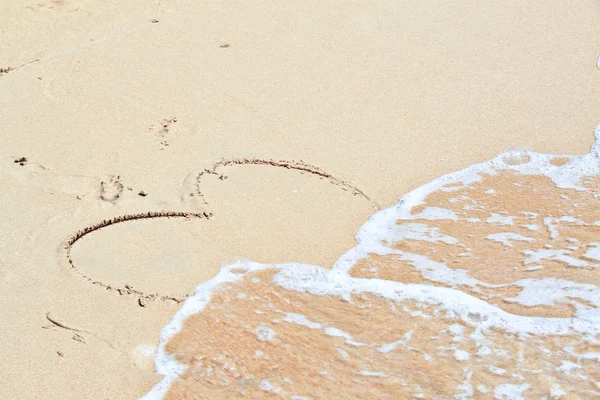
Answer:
0, 0, 599, 398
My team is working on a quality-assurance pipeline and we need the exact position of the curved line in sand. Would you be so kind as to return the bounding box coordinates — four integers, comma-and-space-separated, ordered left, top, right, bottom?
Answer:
63, 159, 378, 304
194, 158, 380, 211
64, 211, 212, 303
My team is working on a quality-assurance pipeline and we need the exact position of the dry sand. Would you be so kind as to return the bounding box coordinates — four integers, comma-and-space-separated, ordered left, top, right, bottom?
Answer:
0, 0, 599, 398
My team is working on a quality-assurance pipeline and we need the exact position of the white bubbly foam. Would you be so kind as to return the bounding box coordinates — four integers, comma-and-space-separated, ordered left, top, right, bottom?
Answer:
141, 126, 600, 399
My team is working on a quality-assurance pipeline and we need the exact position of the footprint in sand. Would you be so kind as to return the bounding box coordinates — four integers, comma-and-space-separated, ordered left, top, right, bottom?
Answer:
65, 159, 379, 304
148, 117, 178, 150
100, 175, 124, 202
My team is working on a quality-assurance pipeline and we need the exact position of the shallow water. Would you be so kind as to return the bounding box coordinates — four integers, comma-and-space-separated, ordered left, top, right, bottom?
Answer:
143, 128, 600, 399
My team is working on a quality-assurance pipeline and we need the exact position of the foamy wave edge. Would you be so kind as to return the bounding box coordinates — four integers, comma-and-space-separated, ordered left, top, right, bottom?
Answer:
141, 126, 600, 399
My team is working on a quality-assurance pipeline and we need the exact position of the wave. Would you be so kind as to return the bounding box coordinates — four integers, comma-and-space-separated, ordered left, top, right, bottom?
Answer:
142, 126, 600, 399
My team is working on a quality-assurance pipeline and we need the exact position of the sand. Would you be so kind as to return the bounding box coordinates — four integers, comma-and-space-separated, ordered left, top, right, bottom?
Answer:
0, 0, 599, 398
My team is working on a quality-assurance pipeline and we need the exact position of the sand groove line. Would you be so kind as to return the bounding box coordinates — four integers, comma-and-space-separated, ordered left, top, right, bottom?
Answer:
195, 158, 380, 211
45, 312, 123, 352
64, 211, 212, 303
63, 159, 378, 304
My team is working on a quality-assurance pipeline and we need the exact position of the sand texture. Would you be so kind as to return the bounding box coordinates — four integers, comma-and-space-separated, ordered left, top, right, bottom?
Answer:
1, 0, 599, 398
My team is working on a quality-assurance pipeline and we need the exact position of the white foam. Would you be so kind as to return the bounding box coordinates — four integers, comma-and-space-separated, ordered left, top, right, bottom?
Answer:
486, 214, 515, 226
455, 370, 474, 399
378, 331, 413, 353
557, 361, 580, 373
486, 232, 535, 247
524, 265, 543, 272
488, 366, 507, 375
448, 324, 465, 335
274, 266, 600, 335
336, 348, 349, 359
454, 349, 470, 361
583, 245, 600, 262
280, 313, 323, 329
324, 326, 368, 347
550, 383, 566, 398
359, 370, 387, 377
390, 223, 460, 245
494, 383, 530, 399
255, 326, 276, 342
523, 249, 589, 267
259, 380, 276, 392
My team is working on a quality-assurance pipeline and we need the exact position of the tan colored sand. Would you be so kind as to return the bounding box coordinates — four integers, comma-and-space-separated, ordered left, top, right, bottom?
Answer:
1, 0, 599, 398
